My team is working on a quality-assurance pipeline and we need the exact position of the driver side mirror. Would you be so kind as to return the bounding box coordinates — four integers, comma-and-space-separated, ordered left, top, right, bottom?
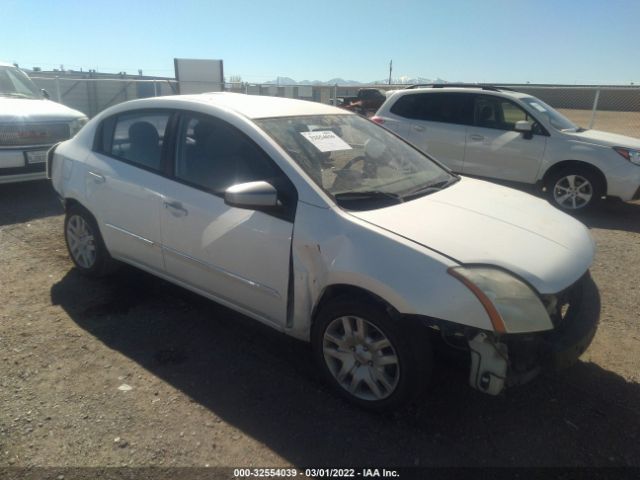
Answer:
515, 120, 533, 139
224, 181, 279, 210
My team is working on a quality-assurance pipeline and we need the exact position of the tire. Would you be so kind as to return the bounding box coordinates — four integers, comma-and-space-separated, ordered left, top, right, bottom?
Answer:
311, 296, 431, 411
545, 167, 604, 212
64, 204, 116, 277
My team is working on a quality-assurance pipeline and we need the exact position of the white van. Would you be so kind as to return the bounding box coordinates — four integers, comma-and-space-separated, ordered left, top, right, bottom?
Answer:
0, 62, 87, 184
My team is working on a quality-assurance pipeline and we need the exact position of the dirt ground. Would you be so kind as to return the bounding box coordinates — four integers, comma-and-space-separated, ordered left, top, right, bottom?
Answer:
557, 109, 640, 138
1, 180, 639, 469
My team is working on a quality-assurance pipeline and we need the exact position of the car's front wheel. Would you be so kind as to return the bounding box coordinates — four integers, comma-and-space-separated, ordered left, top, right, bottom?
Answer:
546, 167, 604, 212
64, 205, 115, 277
312, 297, 431, 411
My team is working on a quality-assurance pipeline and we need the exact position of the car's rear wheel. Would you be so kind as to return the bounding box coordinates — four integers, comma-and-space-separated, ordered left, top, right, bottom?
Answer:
312, 297, 431, 411
546, 167, 603, 212
64, 205, 115, 277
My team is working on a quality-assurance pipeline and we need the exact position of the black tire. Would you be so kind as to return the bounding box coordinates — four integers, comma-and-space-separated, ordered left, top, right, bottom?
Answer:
545, 166, 604, 212
311, 296, 431, 411
64, 204, 116, 277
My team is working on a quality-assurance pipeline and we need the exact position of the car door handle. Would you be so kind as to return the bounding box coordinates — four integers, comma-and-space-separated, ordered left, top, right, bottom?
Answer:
413, 125, 425, 132
470, 134, 485, 141
87, 171, 105, 183
164, 201, 188, 217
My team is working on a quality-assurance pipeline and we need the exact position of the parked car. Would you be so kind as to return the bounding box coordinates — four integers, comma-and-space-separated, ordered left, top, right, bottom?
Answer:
0, 62, 87, 184
49, 93, 599, 410
373, 85, 640, 211
339, 88, 388, 116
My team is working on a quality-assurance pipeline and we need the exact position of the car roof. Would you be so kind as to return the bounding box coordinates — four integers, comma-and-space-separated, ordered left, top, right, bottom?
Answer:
394, 87, 530, 99
129, 92, 351, 119
0, 61, 17, 67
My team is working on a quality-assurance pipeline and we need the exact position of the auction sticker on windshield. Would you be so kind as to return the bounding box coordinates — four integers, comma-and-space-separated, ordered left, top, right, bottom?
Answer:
300, 130, 352, 152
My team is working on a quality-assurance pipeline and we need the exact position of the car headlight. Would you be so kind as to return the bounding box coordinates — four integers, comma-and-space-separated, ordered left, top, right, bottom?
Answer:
69, 116, 88, 137
613, 147, 640, 166
448, 266, 553, 334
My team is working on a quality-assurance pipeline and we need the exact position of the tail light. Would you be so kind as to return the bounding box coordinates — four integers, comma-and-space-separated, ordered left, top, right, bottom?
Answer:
371, 116, 385, 125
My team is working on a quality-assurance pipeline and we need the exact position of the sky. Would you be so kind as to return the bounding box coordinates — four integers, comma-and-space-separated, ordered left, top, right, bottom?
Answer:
2, 0, 640, 84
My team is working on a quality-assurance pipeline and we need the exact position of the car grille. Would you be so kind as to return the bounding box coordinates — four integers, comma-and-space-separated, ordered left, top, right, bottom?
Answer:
0, 123, 70, 147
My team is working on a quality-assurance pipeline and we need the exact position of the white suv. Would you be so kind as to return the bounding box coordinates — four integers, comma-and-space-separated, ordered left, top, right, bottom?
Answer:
0, 62, 87, 184
374, 85, 640, 211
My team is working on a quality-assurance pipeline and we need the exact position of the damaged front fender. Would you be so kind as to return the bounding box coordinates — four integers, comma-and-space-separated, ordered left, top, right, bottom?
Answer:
285, 203, 495, 341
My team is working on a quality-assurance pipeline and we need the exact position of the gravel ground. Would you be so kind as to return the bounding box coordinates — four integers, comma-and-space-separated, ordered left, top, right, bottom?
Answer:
0, 180, 639, 469
557, 109, 640, 139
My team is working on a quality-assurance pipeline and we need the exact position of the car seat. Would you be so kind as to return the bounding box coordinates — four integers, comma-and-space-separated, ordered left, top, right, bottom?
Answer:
127, 121, 161, 169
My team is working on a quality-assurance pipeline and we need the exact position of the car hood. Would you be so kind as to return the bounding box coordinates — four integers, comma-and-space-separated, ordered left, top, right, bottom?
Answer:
349, 177, 595, 294
0, 97, 85, 122
565, 129, 640, 149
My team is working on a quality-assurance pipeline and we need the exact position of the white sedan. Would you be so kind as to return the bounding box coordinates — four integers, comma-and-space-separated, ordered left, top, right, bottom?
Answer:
49, 93, 600, 410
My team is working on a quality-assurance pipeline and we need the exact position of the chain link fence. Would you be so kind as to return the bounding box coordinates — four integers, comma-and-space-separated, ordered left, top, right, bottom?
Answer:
30, 77, 640, 139
500, 85, 640, 139
30, 77, 178, 118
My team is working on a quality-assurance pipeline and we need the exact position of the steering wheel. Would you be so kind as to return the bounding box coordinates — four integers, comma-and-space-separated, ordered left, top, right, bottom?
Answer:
331, 155, 378, 191
335, 155, 378, 178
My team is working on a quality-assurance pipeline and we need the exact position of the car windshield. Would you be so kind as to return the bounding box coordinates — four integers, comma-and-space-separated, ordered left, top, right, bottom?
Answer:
521, 96, 579, 132
255, 114, 456, 207
0, 65, 41, 99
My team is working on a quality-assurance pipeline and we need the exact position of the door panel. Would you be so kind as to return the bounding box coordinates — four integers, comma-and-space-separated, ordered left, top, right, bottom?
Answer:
415, 121, 466, 172
161, 186, 293, 325
84, 152, 165, 271
159, 112, 295, 326
85, 110, 171, 271
380, 117, 408, 138
83, 103, 173, 273
463, 128, 547, 182
463, 95, 547, 183
389, 92, 473, 172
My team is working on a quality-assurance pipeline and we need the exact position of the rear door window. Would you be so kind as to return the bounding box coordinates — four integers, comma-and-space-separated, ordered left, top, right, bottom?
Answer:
389, 93, 422, 119
108, 112, 171, 171
390, 93, 473, 125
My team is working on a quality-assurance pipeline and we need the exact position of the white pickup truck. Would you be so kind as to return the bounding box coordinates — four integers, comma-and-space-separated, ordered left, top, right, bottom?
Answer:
0, 62, 87, 184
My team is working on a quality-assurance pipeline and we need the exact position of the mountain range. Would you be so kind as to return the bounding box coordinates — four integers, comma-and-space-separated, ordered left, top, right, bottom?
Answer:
264, 76, 448, 86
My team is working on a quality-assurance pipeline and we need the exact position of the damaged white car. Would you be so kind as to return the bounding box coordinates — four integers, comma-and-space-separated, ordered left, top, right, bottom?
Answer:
49, 93, 600, 410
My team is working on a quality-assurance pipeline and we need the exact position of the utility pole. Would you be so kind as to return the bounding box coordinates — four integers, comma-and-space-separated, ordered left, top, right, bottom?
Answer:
388, 60, 393, 85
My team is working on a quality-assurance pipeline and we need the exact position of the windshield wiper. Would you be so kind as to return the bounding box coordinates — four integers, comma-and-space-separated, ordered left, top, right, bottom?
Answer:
334, 190, 404, 203
403, 177, 458, 199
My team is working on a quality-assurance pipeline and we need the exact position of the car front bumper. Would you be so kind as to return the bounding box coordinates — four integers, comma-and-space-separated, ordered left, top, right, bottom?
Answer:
0, 148, 49, 184
605, 160, 640, 201
468, 272, 600, 395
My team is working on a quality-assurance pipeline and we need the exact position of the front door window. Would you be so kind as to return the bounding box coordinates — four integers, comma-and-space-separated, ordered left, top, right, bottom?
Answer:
174, 114, 279, 193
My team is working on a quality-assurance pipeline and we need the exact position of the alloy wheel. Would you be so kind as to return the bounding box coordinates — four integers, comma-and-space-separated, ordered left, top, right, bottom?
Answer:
322, 316, 400, 401
66, 214, 97, 269
553, 174, 593, 210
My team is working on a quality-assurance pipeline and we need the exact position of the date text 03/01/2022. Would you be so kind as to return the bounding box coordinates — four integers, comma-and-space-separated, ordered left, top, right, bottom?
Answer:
233, 468, 400, 478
